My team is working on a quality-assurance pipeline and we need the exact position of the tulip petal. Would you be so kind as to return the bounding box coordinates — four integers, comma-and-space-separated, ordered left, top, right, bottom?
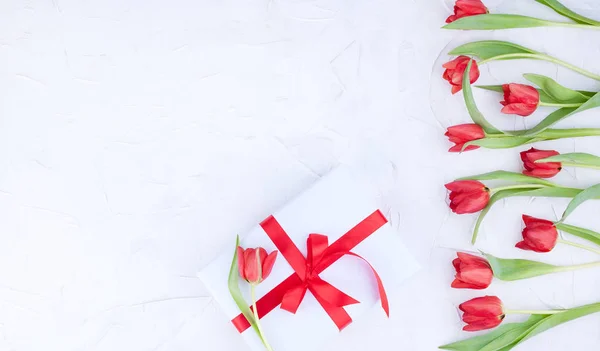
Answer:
459, 296, 503, 316
451, 279, 482, 289
261, 251, 278, 281
445, 180, 486, 192
244, 248, 259, 283
237, 247, 246, 280
501, 103, 536, 116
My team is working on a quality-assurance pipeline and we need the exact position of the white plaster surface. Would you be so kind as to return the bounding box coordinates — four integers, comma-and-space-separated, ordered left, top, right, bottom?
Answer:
1, 0, 600, 350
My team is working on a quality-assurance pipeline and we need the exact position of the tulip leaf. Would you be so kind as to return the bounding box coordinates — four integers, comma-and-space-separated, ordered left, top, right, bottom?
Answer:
509, 108, 575, 137
439, 315, 547, 351
228, 235, 260, 336
443, 14, 554, 30
537, 152, 600, 169
558, 183, 600, 223
523, 73, 590, 104
476, 85, 504, 93
535, 0, 600, 26
458, 171, 557, 187
462, 60, 503, 134
465, 136, 534, 150
484, 253, 560, 281
512, 302, 600, 348
449, 40, 539, 61
556, 222, 600, 247
515, 186, 586, 199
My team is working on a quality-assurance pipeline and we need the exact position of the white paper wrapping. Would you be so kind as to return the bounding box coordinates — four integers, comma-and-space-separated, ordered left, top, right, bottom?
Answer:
198, 166, 419, 351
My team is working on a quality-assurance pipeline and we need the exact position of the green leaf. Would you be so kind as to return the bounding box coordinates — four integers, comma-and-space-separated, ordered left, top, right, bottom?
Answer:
579, 90, 598, 98
514, 302, 600, 347
556, 222, 600, 247
523, 73, 590, 104
535, 0, 600, 26
537, 152, 600, 169
439, 315, 547, 351
443, 14, 553, 30
458, 171, 557, 187
228, 235, 260, 336
559, 183, 600, 223
476, 85, 504, 93
484, 253, 560, 281
510, 108, 575, 137
462, 60, 503, 134
515, 186, 584, 198
465, 136, 534, 150
449, 40, 539, 60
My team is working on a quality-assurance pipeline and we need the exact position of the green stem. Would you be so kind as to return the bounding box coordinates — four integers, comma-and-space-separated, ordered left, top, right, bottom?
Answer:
559, 162, 600, 170
546, 21, 600, 31
538, 102, 583, 108
558, 238, 600, 255
537, 128, 600, 139
554, 260, 600, 273
504, 309, 565, 315
479, 54, 600, 81
251, 285, 274, 351
491, 184, 547, 194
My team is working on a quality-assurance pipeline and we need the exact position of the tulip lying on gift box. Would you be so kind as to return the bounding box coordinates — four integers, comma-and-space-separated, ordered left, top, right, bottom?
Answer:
198, 166, 420, 351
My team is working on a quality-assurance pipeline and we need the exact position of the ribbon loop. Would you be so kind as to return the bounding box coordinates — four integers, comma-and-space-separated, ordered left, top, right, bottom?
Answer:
231, 210, 389, 332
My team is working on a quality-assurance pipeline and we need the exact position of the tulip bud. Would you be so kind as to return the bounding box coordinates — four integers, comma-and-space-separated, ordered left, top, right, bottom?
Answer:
516, 215, 558, 253
445, 180, 490, 214
237, 247, 278, 285
459, 296, 505, 332
452, 252, 493, 289
445, 124, 485, 152
500, 84, 540, 117
446, 0, 489, 24
520, 148, 562, 178
442, 56, 481, 94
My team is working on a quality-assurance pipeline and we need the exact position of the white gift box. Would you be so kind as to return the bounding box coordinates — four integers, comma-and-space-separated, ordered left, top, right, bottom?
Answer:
198, 166, 419, 351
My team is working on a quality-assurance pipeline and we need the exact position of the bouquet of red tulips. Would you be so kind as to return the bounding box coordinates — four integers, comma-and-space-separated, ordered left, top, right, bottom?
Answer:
440, 1, 600, 349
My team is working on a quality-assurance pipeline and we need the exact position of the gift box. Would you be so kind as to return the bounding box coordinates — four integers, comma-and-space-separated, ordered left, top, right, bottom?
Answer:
198, 166, 419, 351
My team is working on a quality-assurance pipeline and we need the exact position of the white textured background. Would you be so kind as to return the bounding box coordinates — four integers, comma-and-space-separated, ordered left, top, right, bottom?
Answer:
1, 0, 600, 350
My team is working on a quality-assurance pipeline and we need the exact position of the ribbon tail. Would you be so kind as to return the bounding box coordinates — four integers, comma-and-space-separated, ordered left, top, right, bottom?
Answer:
309, 275, 360, 307
346, 252, 389, 317
281, 285, 308, 314
309, 286, 354, 331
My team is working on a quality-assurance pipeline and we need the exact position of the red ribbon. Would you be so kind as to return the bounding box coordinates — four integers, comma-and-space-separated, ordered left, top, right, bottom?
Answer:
231, 210, 389, 332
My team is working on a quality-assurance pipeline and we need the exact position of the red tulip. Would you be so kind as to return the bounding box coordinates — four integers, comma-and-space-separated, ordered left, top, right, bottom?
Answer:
459, 296, 505, 331
516, 215, 558, 253
237, 247, 278, 285
452, 252, 493, 289
443, 56, 480, 94
445, 180, 490, 214
445, 124, 485, 152
446, 0, 489, 24
500, 84, 540, 116
521, 148, 562, 178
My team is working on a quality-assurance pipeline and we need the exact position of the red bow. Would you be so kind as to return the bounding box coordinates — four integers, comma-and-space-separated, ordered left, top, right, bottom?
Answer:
232, 210, 389, 332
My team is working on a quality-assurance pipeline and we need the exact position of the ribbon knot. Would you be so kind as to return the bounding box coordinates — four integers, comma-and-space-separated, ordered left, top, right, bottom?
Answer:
279, 234, 362, 317
232, 210, 390, 332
